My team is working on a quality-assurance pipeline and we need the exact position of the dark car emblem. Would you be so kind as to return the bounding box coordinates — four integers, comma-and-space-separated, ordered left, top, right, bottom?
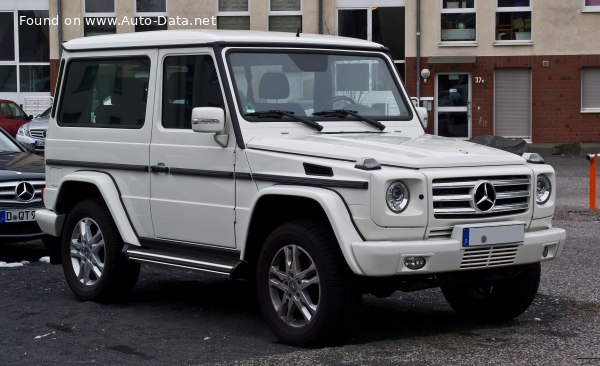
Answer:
473, 181, 496, 212
15, 182, 35, 202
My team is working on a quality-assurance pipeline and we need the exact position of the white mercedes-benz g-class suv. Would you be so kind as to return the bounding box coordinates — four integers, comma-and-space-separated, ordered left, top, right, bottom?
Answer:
37, 30, 566, 346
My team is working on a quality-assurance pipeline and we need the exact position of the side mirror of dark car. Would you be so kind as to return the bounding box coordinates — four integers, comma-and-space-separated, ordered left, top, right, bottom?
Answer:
28, 115, 33, 120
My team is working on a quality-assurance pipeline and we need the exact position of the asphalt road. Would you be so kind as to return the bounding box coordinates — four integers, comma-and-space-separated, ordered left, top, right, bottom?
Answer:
1, 155, 599, 365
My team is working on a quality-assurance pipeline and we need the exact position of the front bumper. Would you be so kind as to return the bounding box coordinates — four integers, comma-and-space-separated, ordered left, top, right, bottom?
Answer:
351, 227, 566, 276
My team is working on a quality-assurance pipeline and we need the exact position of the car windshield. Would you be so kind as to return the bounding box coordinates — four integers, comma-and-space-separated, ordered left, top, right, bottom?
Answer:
0, 101, 29, 120
228, 51, 412, 122
0, 131, 21, 153
38, 107, 51, 118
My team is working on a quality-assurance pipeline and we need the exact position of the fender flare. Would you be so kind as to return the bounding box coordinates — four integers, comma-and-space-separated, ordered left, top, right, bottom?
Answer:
55, 171, 140, 246
242, 185, 365, 275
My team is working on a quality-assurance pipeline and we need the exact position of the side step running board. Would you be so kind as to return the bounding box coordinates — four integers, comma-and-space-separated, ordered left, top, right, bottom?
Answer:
125, 241, 243, 277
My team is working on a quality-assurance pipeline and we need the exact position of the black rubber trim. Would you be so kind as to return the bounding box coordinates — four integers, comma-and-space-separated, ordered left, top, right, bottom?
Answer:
169, 167, 233, 178
126, 251, 234, 275
322, 187, 366, 241
51, 59, 65, 118
150, 165, 170, 174
247, 173, 368, 190
46, 159, 149, 172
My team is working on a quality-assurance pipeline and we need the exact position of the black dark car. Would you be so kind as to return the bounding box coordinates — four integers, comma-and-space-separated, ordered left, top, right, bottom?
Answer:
0, 127, 46, 243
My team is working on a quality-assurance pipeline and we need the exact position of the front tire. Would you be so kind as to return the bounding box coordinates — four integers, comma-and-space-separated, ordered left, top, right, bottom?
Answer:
61, 198, 140, 302
256, 219, 360, 346
441, 263, 541, 322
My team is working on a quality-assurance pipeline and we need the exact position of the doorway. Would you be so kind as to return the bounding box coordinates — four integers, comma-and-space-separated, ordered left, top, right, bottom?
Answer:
435, 73, 471, 138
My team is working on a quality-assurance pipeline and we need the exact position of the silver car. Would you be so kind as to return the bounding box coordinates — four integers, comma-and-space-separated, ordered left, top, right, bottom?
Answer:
16, 107, 50, 152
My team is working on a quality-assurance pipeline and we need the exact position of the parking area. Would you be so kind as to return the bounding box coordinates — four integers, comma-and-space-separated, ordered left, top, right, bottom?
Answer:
1, 154, 599, 365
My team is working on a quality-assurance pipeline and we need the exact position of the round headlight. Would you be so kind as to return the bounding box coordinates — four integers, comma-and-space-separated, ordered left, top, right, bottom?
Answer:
386, 181, 410, 213
536, 175, 552, 204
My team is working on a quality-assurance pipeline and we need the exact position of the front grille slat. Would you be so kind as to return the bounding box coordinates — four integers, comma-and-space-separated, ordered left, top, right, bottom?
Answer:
0, 181, 45, 205
433, 175, 530, 219
460, 245, 519, 269
29, 130, 46, 139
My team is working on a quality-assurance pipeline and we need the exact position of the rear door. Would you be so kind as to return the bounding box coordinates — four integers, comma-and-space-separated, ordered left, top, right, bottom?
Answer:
149, 49, 236, 248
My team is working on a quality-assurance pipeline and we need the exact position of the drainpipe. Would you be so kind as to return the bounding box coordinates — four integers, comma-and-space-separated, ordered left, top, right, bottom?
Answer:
57, 0, 63, 58
416, 0, 421, 99
318, 0, 323, 34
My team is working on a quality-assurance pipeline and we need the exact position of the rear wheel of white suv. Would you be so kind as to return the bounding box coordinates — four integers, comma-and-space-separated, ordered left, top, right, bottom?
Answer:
256, 219, 360, 346
61, 197, 140, 302
441, 263, 541, 322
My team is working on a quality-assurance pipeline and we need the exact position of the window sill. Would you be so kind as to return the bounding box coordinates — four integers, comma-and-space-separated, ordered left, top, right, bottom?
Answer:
581, 109, 600, 114
438, 41, 478, 47
582, 7, 600, 12
493, 41, 533, 46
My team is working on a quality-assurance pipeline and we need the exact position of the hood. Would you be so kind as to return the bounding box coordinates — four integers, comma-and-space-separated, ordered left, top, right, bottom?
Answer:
24, 118, 49, 130
246, 134, 526, 169
0, 152, 45, 180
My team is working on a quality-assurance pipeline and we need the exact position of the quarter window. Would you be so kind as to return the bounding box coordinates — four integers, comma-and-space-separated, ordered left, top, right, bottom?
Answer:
495, 0, 531, 42
269, 0, 302, 33
582, 68, 600, 112
58, 58, 150, 128
440, 0, 476, 42
162, 55, 224, 129
217, 0, 250, 30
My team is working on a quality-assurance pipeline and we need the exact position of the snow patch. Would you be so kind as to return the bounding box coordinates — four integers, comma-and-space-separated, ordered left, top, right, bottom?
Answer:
39, 256, 51, 263
0, 260, 30, 268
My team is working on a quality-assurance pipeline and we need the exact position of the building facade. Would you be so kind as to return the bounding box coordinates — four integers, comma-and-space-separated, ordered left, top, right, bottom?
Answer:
40, 0, 600, 143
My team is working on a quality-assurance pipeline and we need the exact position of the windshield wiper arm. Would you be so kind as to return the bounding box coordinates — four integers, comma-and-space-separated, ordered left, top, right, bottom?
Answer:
245, 110, 323, 131
313, 109, 386, 131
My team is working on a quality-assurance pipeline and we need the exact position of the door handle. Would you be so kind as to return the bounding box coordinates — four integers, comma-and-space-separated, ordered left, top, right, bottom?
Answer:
150, 164, 170, 173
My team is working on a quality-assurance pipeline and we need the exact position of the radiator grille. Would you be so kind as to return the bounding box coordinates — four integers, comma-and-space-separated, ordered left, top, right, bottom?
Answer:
460, 244, 519, 269
29, 129, 46, 139
0, 181, 45, 205
432, 175, 530, 219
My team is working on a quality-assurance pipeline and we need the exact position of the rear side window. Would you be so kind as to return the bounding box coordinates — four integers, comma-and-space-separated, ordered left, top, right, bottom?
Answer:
58, 57, 150, 128
162, 55, 224, 129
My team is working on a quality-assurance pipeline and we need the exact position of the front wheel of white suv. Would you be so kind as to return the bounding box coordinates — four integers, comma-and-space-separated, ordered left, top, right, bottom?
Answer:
61, 197, 140, 302
256, 219, 360, 346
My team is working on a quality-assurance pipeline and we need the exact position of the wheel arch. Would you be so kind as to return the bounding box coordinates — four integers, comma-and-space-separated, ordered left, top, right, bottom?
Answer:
53, 172, 140, 246
241, 186, 364, 275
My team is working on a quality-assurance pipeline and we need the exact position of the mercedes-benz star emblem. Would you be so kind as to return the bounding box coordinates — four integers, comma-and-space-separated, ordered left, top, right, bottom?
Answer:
15, 182, 35, 202
473, 181, 496, 212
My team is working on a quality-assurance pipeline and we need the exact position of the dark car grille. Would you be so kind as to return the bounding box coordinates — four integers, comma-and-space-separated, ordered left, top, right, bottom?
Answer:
432, 175, 530, 219
0, 180, 45, 206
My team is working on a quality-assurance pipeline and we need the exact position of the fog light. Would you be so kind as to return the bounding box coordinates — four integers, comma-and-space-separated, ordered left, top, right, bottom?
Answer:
542, 246, 549, 258
404, 256, 426, 270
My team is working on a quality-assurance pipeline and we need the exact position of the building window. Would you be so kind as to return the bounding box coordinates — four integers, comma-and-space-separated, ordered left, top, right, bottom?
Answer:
583, 0, 600, 11
217, 0, 250, 30
440, 0, 476, 42
496, 0, 531, 42
135, 0, 167, 32
269, 0, 302, 33
0, 12, 15, 61
0, 66, 17, 92
84, 0, 116, 37
582, 68, 600, 112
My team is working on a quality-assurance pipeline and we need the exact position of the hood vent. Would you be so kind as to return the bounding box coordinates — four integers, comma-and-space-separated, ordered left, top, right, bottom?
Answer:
303, 163, 333, 177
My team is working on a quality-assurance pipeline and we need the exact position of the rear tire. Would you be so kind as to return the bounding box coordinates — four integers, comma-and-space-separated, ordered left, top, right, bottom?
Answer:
61, 197, 140, 302
256, 219, 360, 346
441, 263, 541, 322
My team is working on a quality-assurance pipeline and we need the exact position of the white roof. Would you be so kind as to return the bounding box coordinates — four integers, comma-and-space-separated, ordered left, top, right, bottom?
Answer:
63, 30, 386, 51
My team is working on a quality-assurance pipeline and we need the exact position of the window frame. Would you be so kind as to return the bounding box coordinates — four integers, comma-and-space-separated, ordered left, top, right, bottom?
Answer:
268, 0, 302, 32
216, 0, 251, 30
57, 56, 152, 129
439, 0, 477, 45
83, 0, 116, 18
582, 0, 600, 12
494, 0, 532, 44
134, 0, 167, 18
581, 68, 600, 113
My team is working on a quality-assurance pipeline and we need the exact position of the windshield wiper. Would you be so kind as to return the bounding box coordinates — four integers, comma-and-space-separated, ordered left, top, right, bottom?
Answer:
313, 109, 386, 131
245, 110, 323, 132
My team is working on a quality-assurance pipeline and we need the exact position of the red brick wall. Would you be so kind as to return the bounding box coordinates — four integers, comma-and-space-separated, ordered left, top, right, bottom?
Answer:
405, 55, 600, 143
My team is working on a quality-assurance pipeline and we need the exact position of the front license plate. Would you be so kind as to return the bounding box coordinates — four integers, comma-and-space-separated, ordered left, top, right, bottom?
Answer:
35, 139, 45, 147
462, 224, 525, 247
0, 210, 36, 223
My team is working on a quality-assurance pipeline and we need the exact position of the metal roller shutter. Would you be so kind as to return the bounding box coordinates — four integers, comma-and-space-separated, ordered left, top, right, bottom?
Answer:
495, 69, 531, 138
582, 68, 600, 110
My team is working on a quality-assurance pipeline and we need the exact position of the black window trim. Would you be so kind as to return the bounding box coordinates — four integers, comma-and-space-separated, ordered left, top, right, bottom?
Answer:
56, 55, 152, 129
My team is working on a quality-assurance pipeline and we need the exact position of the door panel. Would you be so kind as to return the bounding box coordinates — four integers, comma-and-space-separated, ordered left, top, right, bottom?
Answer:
150, 50, 235, 248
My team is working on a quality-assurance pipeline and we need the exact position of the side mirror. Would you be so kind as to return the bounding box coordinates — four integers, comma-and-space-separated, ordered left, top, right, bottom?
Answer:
28, 115, 33, 120
21, 143, 35, 153
416, 106, 428, 129
191, 107, 225, 133
410, 97, 419, 108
